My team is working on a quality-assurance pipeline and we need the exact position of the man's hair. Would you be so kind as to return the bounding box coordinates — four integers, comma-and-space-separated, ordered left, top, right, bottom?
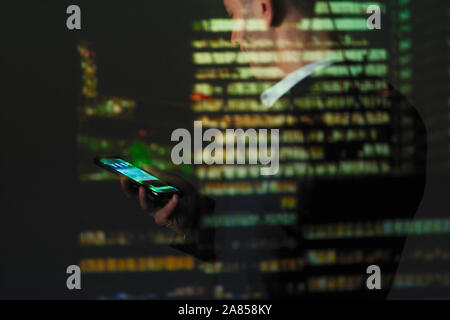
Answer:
240, 0, 317, 25
269, 0, 317, 26
242, 0, 317, 15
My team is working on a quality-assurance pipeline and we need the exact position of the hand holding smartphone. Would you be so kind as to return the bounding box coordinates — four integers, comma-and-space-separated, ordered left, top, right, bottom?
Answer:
94, 157, 216, 251
94, 157, 183, 200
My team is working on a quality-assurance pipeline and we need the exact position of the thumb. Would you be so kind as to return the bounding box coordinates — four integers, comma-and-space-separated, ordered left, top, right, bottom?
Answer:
143, 165, 191, 191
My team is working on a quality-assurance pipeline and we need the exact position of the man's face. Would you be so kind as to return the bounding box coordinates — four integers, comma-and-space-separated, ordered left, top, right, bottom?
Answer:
222, 0, 307, 78
223, 0, 260, 51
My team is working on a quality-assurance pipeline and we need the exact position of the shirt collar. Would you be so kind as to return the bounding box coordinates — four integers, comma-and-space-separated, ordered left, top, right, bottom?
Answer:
260, 59, 334, 108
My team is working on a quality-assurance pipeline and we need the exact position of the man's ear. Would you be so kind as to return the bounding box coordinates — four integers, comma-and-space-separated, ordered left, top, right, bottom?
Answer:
259, 0, 275, 27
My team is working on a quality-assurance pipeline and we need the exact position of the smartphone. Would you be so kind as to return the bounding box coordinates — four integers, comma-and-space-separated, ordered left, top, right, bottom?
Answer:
94, 157, 183, 200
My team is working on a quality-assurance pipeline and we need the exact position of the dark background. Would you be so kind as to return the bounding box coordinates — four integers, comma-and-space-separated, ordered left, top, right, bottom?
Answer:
0, 0, 222, 298
1, 0, 449, 299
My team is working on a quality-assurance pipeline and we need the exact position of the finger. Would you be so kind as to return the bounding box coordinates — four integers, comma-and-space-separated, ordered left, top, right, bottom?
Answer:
154, 194, 179, 226
144, 166, 192, 192
139, 186, 162, 216
120, 178, 137, 199
146, 191, 158, 202
139, 186, 150, 211
168, 224, 184, 236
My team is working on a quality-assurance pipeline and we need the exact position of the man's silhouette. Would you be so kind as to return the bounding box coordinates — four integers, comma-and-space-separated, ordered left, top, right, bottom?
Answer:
121, 0, 426, 299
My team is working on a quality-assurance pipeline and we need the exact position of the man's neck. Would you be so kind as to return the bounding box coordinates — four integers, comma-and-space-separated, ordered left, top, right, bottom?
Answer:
270, 21, 333, 78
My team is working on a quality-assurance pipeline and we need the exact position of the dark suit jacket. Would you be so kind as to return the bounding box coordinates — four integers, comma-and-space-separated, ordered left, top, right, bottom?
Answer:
171, 64, 427, 299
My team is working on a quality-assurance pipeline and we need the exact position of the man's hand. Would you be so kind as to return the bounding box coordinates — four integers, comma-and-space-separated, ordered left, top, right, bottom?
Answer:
120, 166, 200, 236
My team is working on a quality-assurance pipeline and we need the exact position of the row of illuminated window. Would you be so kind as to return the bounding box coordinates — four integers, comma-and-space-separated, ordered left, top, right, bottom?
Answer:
309, 247, 450, 265
192, 96, 391, 112
98, 285, 264, 300
193, 79, 388, 96
214, 285, 263, 299
308, 272, 450, 292
195, 112, 391, 128
314, 1, 386, 15
287, 128, 379, 143
308, 274, 379, 292
192, 128, 380, 145
79, 230, 294, 249
194, 144, 389, 163
80, 256, 196, 273
200, 165, 392, 195
407, 248, 450, 262
96, 288, 195, 300
311, 247, 450, 265
193, 49, 387, 65
301, 18, 378, 31
304, 219, 450, 240
80, 256, 303, 274
81, 229, 450, 263
200, 146, 326, 162
193, 18, 267, 33
195, 143, 390, 166
86, 219, 442, 249
193, 1, 387, 32
195, 67, 284, 80
394, 273, 450, 288
196, 161, 390, 182
193, 18, 382, 33
199, 259, 304, 274
98, 271, 450, 297
87, 259, 450, 292
309, 248, 387, 266
191, 34, 371, 50
200, 212, 297, 228
78, 234, 450, 263
202, 180, 297, 196
185, 129, 388, 147
80, 248, 450, 276
83, 97, 136, 119
79, 230, 185, 247
193, 2, 386, 33
194, 64, 388, 80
